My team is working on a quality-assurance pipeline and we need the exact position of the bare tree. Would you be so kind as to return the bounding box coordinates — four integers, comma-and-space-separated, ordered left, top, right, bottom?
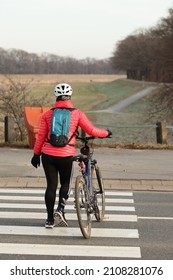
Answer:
0, 76, 50, 141
0, 48, 116, 74
111, 29, 159, 81
112, 7, 173, 83
146, 9, 173, 121
150, 8, 173, 82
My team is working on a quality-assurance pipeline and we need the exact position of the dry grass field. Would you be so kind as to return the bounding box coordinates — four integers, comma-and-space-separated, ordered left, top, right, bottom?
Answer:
0, 74, 126, 87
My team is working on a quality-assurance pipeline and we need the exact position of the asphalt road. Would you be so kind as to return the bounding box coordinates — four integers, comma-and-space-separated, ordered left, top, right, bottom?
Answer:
134, 191, 173, 260
0, 147, 173, 180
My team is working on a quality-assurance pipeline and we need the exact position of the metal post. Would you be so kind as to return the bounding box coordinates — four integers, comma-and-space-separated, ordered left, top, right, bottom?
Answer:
156, 121, 167, 144
4, 116, 8, 142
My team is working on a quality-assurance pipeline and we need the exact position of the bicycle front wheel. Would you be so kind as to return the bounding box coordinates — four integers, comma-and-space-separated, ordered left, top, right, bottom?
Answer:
75, 175, 91, 239
92, 164, 105, 222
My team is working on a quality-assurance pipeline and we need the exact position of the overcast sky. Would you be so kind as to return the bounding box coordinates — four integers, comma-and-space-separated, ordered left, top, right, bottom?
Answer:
0, 0, 173, 59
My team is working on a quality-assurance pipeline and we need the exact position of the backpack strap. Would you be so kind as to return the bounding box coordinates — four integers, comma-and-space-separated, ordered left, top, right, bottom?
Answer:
67, 127, 79, 146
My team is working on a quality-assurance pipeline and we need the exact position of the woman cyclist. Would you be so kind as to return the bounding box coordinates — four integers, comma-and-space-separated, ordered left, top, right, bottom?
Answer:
31, 83, 112, 228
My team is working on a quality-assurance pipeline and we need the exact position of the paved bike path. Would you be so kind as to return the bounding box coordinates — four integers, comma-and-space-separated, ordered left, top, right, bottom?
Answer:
95, 86, 156, 113
0, 147, 173, 191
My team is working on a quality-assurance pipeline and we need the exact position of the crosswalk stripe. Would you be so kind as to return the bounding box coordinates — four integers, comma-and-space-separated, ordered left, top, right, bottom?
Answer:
0, 203, 135, 211
0, 195, 134, 204
0, 211, 137, 221
104, 214, 137, 222
0, 243, 141, 258
0, 188, 133, 196
0, 225, 139, 238
138, 216, 173, 220
0, 188, 141, 259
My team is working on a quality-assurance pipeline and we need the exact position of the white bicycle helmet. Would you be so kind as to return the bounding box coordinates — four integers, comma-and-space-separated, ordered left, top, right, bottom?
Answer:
54, 83, 73, 97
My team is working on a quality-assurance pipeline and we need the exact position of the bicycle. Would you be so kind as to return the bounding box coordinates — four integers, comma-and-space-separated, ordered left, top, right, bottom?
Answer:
72, 136, 105, 239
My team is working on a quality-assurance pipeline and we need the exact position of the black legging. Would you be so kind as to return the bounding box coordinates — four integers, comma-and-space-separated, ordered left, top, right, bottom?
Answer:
41, 153, 73, 221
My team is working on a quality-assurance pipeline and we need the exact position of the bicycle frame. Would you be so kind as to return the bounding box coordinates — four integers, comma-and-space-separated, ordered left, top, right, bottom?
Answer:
74, 137, 95, 203
82, 156, 93, 196
73, 135, 106, 238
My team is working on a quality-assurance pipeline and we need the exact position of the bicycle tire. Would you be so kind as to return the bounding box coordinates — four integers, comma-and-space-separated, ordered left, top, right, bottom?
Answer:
75, 175, 91, 239
92, 164, 105, 222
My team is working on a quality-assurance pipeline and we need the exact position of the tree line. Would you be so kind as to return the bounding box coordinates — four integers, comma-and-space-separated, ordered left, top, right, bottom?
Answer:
112, 7, 173, 133
112, 8, 173, 83
0, 48, 118, 75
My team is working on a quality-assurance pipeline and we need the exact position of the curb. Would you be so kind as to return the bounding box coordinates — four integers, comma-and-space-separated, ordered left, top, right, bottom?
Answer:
0, 177, 173, 191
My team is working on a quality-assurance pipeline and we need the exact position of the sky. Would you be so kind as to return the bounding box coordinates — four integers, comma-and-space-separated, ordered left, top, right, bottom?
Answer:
0, 0, 173, 59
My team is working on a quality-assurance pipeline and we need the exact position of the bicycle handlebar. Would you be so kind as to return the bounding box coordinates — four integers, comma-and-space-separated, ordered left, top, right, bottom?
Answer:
76, 135, 112, 142
76, 135, 95, 142
73, 134, 111, 162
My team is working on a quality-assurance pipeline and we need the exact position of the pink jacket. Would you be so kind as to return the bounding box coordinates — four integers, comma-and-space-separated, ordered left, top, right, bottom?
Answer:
33, 100, 108, 157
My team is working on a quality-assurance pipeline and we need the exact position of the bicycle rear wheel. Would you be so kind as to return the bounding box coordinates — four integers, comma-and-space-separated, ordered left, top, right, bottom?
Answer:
92, 164, 105, 222
75, 175, 91, 239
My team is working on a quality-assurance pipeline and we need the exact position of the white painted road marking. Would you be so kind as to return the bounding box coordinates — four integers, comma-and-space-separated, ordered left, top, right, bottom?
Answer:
0, 243, 141, 258
0, 203, 135, 211
0, 225, 139, 238
0, 188, 141, 259
0, 188, 133, 196
0, 195, 134, 204
138, 216, 173, 220
0, 211, 137, 221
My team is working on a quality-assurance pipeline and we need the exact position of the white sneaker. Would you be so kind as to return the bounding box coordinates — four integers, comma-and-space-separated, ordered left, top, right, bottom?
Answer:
54, 210, 68, 227
45, 219, 54, 229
